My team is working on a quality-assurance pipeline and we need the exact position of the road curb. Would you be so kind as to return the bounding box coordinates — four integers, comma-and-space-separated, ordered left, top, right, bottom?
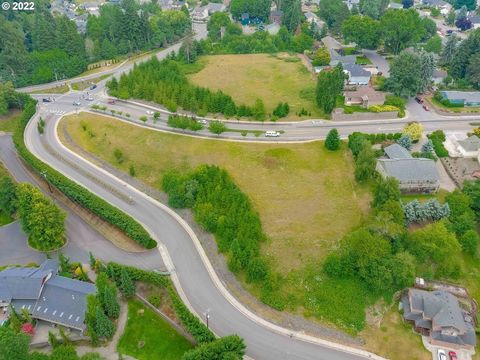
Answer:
31, 111, 388, 360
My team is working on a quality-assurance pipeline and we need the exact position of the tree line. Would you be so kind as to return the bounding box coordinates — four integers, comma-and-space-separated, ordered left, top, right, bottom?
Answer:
0, 0, 191, 86
107, 56, 250, 118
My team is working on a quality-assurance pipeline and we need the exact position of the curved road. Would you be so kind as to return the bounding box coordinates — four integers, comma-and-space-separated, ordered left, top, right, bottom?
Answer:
16, 21, 480, 360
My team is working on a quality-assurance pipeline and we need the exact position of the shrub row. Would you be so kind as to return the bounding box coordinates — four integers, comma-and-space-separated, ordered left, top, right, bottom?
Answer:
13, 96, 157, 249
427, 130, 449, 157
106, 262, 215, 344
369, 104, 399, 113
167, 115, 204, 131
350, 132, 402, 144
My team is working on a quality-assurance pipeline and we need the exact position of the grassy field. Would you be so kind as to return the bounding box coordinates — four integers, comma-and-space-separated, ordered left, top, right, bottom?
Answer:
118, 300, 193, 360
188, 54, 325, 120
361, 307, 431, 360
71, 74, 111, 91
61, 113, 370, 275
0, 109, 22, 132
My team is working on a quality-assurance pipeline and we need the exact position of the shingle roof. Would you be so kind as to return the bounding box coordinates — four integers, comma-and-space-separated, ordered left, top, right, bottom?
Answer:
403, 289, 476, 347
458, 135, 480, 152
0, 267, 51, 300
384, 144, 412, 159
343, 63, 371, 78
377, 158, 439, 183
1, 261, 96, 331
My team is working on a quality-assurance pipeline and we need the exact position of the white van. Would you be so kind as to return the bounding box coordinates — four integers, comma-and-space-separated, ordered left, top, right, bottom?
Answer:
265, 131, 280, 137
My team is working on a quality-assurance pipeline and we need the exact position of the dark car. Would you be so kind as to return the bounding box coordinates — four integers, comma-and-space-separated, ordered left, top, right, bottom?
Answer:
107, 99, 116, 105
42, 98, 52, 103
415, 96, 424, 104
90, 84, 97, 90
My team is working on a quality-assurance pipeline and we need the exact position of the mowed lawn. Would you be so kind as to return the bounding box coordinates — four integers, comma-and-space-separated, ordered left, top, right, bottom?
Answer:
62, 113, 371, 276
118, 300, 193, 360
188, 54, 323, 119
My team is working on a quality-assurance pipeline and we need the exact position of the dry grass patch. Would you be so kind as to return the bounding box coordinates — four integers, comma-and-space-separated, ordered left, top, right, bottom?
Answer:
188, 54, 324, 120
0, 109, 22, 132
61, 112, 371, 275
361, 307, 431, 360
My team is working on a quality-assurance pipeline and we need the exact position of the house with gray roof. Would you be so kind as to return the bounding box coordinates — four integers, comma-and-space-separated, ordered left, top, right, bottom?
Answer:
343, 64, 371, 85
376, 144, 440, 193
440, 91, 480, 107
457, 135, 480, 158
402, 288, 476, 350
0, 260, 96, 332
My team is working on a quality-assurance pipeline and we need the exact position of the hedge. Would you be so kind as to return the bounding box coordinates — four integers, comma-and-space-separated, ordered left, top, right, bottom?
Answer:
13, 96, 157, 249
182, 335, 246, 360
427, 130, 449, 158
106, 262, 216, 344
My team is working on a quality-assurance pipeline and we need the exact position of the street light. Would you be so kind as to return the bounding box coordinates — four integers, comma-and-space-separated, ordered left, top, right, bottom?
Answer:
41, 171, 53, 193
204, 309, 210, 329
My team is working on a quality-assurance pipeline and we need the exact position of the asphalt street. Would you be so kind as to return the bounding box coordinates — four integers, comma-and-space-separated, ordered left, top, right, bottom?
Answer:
0, 135, 165, 270
12, 20, 480, 360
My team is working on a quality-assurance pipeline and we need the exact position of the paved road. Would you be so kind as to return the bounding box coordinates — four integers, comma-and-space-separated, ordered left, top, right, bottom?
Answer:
362, 50, 390, 77
17, 23, 207, 94
0, 135, 165, 270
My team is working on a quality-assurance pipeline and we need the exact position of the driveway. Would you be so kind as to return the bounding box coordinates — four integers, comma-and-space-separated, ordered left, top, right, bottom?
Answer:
0, 134, 165, 270
362, 50, 390, 77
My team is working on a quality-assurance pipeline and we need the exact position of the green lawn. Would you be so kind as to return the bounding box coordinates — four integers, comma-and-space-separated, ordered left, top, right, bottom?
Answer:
118, 300, 193, 360
188, 53, 325, 120
356, 55, 373, 65
0, 109, 22, 132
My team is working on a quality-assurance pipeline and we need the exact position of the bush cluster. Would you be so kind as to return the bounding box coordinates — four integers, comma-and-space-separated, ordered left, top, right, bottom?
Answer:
182, 335, 246, 360
369, 104, 399, 113
167, 115, 204, 131
13, 97, 157, 249
403, 199, 451, 224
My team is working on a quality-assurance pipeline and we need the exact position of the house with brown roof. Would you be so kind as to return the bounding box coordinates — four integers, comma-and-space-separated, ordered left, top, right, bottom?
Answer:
344, 86, 386, 108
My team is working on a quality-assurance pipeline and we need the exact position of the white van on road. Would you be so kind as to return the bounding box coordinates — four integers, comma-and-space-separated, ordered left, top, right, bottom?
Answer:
265, 131, 280, 137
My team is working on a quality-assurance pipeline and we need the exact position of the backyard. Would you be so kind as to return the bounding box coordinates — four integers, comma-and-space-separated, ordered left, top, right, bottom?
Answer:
188, 53, 324, 120
117, 300, 193, 360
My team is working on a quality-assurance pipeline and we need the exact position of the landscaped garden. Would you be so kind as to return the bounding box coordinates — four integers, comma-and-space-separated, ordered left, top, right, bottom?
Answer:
118, 300, 193, 360
187, 54, 323, 119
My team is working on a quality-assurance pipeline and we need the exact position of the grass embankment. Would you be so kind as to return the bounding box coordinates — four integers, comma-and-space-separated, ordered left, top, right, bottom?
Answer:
118, 300, 193, 360
30, 84, 70, 94
60, 112, 371, 328
71, 74, 111, 91
0, 109, 22, 132
188, 53, 325, 120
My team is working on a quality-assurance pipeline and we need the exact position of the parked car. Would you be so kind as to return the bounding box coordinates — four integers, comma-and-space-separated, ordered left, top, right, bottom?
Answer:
265, 131, 280, 137
198, 119, 207, 125
438, 349, 447, 360
90, 84, 97, 90
448, 351, 457, 360
423, 104, 430, 111
146, 110, 154, 115
42, 98, 52, 103
86, 96, 94, 101
107, 99, 116, 105
415, 96, 424, 104
446, 29, 454, 35
73, 101, 81, 106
